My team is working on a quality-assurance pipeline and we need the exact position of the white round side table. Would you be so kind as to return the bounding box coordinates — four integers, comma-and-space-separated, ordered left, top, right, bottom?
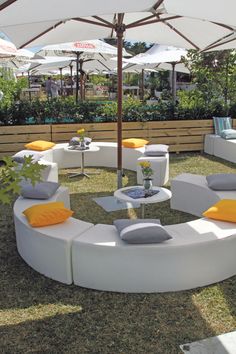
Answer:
64, 145, 100, 178
114, 185, 172, 218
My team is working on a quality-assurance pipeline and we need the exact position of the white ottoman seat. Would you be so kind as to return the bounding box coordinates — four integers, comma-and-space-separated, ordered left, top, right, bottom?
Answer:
14, 187, 94, 284
72, 220, 236, 293
137, 154, 169, 186
171, 173, 236, 217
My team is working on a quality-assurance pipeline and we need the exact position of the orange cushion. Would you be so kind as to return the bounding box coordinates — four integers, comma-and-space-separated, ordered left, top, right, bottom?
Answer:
122, 138, 149, 148
25, 140, 55, 151
23, 202, 73, 227
203, 199, 236, 223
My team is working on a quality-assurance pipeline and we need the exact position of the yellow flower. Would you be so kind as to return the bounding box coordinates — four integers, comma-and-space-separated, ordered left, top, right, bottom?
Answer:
77, 128, 85, 135
138, 160, 153, 177
139, 161, 151, 168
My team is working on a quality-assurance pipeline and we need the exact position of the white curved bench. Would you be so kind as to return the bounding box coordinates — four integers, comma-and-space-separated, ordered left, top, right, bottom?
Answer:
40, 142, 169, 186
170, 173, 236, 217
72, 219, 236, 293
14, 186, 93, 284
14, 185, 236, 292
204, 134, 236, 163
13, 145, 236, 292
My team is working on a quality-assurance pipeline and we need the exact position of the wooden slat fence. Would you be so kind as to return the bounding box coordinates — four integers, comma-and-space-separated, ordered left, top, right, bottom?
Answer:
1, 119, 235, 157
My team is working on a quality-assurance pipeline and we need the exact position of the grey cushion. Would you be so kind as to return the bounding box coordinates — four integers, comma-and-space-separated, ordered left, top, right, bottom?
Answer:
119, 223, 172, 244
69, 137, 80, 146
114, 219, 160, 234
220, 129, 236, 140
84, 137, 92, 146
206, 174, 236, 190
20, 181, 60, 199
144, 144, 169, 156
12, 150, 42, 163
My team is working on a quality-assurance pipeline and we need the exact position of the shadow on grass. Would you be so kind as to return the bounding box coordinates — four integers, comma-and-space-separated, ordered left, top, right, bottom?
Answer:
1, 201, 235, 353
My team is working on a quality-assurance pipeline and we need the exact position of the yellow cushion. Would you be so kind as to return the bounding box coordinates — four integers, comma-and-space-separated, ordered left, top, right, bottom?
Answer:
23, 202, 74, 227
203, 199, 236, 223
25, 140, 55, 151
122, 138, 149, 148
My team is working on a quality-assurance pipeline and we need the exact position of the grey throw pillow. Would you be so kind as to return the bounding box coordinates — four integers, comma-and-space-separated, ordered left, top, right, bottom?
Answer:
20, 181, 60, 199
12, 150, 42, 163
206, 173, 236, 190
144, 144, 169, 156
119, 223, 172, 244
69, 137, 80, 146
114, 219, 160, 234
220, 129, 236, 140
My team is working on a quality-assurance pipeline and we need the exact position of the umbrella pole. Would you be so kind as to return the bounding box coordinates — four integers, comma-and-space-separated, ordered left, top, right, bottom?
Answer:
69, 64, 73, 96
171, 62, 176, 104
79, 59, 84, 101
116, 16, 125, 189
76, 52, 80, 103
59, 67, 63, 96
140, 68, 144, 101
27, 71, 32, 101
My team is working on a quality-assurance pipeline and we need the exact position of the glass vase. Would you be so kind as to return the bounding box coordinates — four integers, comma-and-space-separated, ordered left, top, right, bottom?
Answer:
79, 140, 86, 150
143, 178, 153, 196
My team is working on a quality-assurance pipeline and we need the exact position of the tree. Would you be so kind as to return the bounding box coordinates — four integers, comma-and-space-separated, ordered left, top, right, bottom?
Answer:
104, 39, 152, 56
0, 156, 45, 204
183, 49, 236, 107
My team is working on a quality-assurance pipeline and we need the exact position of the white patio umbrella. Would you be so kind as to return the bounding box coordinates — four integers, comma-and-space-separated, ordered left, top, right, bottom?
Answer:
0, 37, 17, 58
121, 44, 188, 101
37, 39, 129, 101
0, 1, 235, 188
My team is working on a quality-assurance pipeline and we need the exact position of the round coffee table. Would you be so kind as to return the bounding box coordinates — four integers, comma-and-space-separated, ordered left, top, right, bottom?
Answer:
114, 185, 172, 218
64, 145, 100, 178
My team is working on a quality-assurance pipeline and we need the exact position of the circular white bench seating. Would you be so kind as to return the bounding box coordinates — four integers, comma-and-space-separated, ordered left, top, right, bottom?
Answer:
13, 143, 236, 292
171, 173, 236, 217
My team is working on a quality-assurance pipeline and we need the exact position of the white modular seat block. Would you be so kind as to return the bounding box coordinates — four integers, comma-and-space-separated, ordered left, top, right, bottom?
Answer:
204, 134, 236, 163
171, 173, 236, 217
39, 159, 58, 183
137, 154, 169, 186
72, 220, 236, 293
14, 187, 93, 284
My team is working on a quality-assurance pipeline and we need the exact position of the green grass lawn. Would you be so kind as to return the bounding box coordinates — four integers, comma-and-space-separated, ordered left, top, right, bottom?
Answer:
0, 153, 236, 353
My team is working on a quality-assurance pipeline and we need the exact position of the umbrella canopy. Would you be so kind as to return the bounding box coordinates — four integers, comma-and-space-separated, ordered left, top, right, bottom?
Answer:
121, 44, 188, 101
0, 37, 17, 58
0, 2, 234, 51
39, 40, 130, 57
37, 40, 129, 101
123, 44, 187, 65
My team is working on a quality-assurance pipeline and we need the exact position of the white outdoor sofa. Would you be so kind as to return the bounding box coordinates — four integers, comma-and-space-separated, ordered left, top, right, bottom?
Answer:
13, 143, 236, 292
38, 142, 169, 186
171, 173, 236, 217
204, 134, 236, 163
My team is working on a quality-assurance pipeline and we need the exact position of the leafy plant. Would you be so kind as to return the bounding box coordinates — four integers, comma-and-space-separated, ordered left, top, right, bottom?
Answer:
0, 156, 45, 204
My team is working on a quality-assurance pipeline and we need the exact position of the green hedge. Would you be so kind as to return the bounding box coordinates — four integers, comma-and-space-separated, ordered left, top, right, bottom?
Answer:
0, 96, 231, 126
